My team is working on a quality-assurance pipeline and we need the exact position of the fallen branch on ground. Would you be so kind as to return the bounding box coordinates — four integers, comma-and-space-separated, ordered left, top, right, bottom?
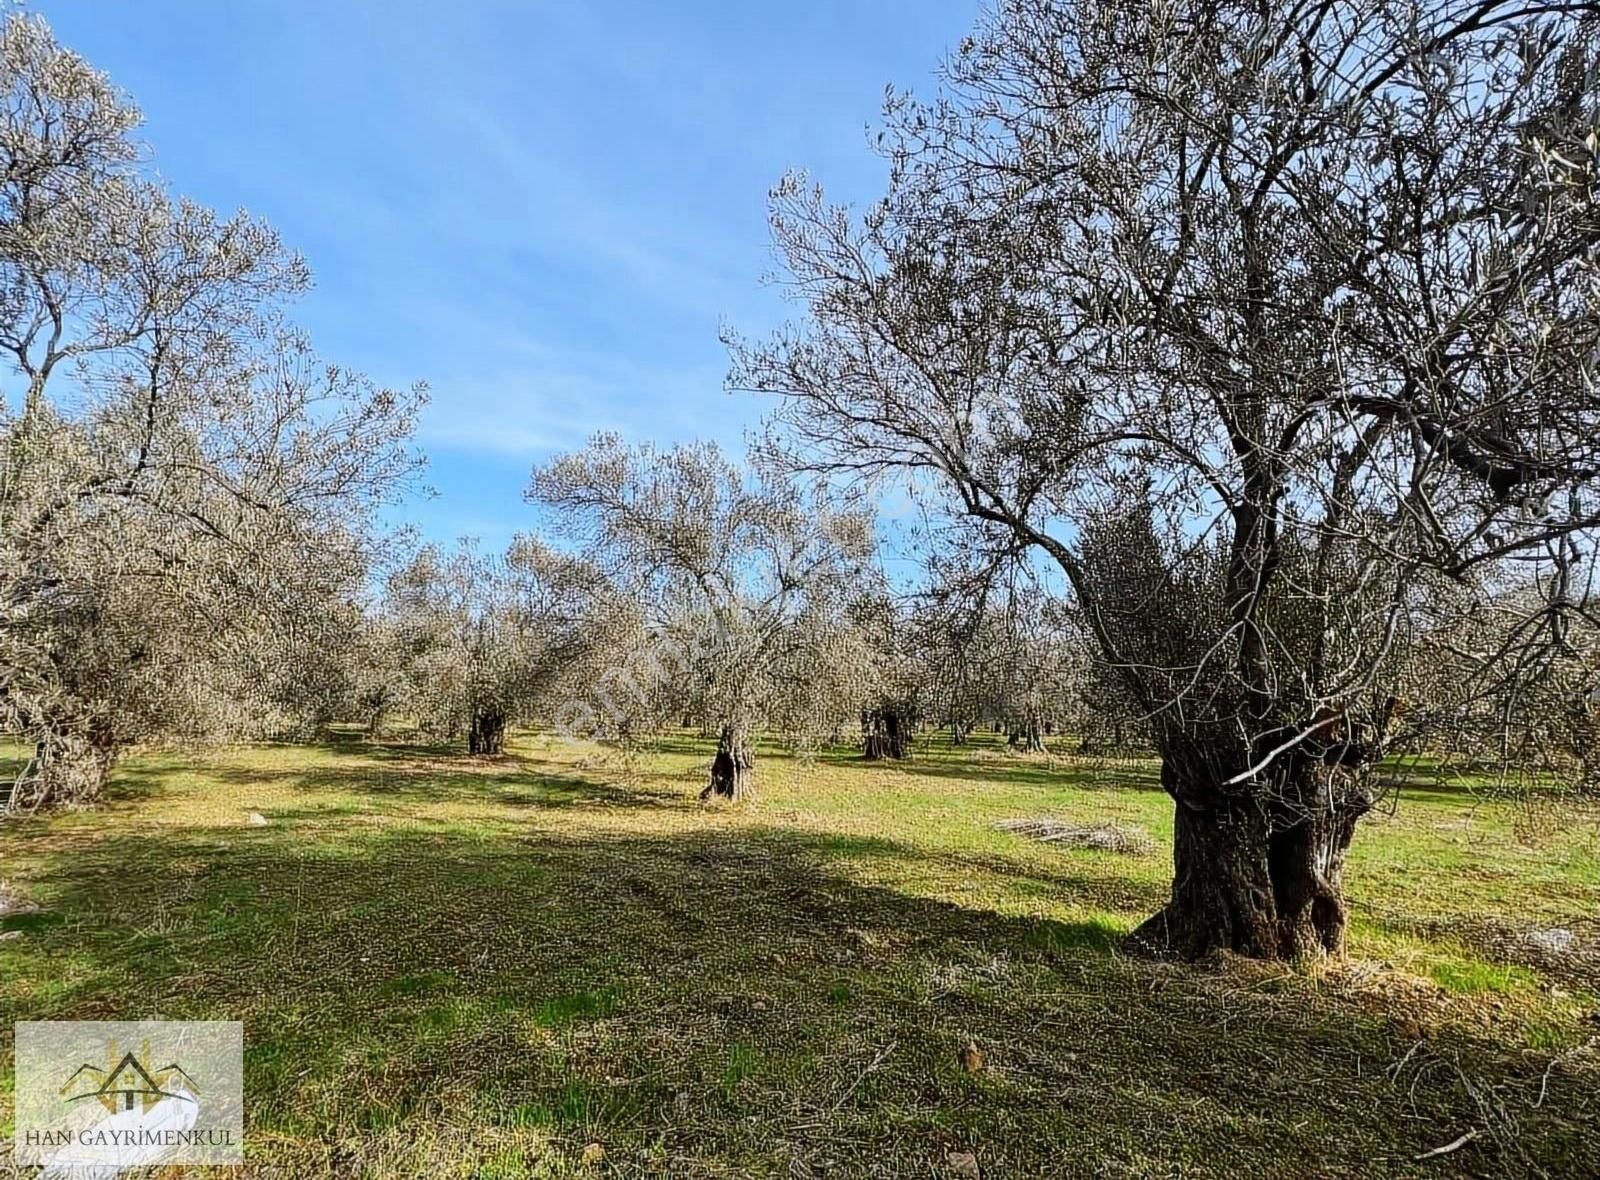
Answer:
1413, 1129, 1479, 1162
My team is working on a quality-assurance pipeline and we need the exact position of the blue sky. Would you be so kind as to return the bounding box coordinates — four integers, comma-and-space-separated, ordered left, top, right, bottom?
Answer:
38, 0, 978, 547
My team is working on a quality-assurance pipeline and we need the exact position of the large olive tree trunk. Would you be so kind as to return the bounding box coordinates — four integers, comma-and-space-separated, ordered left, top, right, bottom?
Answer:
701, 722, 753, 802
468, 708, 506, 756
1126, 757, 1372, 960
2, 730, 114, 815
862, 707, 910, 759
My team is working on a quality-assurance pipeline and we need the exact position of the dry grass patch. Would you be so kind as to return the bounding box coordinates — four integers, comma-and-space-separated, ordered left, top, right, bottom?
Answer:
994, 816, 1156, 855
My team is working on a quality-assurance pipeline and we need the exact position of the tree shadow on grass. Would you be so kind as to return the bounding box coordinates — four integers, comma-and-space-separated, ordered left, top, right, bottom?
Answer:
798, 828, 1170, 915
3, 808, 1594, 1177
190, 752, 687, 814
826, 749, 1165, 795
319, 734, 489, 762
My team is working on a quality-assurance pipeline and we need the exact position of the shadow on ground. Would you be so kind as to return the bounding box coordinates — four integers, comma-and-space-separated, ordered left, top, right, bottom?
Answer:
107, 748, 676, 815
1, 749, 1594, 1178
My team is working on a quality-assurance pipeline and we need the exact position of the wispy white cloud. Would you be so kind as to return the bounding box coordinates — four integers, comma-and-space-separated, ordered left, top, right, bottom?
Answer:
417, 353, 737, 459
38, 0, 972, 537
436, 99, 754, 322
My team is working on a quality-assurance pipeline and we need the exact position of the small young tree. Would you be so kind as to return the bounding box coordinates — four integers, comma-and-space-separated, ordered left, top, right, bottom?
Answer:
734, 0, 1600, 959
529, 435, 874, 800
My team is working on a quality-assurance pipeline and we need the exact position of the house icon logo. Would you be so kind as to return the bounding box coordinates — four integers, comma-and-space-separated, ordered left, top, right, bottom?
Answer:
59, 1039, 199, 1114
15, 1020, 243, 1168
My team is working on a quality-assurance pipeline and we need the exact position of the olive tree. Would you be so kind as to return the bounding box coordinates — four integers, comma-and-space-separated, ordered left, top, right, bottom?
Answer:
1401, 577, 1600, 792
383, 537, 609, 756
0, 15, 424, 810
908, 553, 1067, 750
848, 592, 920, 760
529, 435, 874, 800
734, 0, 1600, 959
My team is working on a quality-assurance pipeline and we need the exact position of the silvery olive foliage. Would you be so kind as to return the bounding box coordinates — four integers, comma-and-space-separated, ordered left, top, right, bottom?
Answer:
528, 434, 877, 797
0, 14, 425, 810
911, 553, 1099, 752
735, 0, 1600, 958
380, 537, 620, 755
851, 590, 925, 759
1399, 577, 1600, 794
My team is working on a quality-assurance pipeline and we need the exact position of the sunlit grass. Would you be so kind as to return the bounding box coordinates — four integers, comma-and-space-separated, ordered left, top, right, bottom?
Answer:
0, 729, 1595, 1176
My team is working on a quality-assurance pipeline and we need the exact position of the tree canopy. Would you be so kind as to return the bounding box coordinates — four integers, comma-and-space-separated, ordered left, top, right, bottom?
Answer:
529, 434, 878, 799
733, 0, 1600, 959
0, 14, 424, 810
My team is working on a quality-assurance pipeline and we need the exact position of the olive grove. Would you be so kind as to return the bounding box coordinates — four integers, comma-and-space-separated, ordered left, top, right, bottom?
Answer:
734, 0, 1600, 960
380, 537, 618, 755
7, 0, 1597, 984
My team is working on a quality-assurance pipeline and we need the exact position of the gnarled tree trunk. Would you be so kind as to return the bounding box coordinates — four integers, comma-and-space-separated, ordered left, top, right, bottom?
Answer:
2, 729, 114, 814
468, 708, 506, 756
1008, 710, 1046, 753
1126, 757, 1371, 961
701, 722, 753, 802
862, 707, 910, 759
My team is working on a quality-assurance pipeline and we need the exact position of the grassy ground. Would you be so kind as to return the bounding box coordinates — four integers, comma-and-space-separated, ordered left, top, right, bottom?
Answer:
1, 730, 1596, 1177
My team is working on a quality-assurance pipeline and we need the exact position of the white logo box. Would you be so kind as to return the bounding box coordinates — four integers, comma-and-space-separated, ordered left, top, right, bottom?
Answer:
13, 1020, 244, 1169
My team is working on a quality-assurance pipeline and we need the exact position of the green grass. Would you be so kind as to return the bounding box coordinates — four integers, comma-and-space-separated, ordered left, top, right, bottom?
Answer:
1428, 958, 1539, 996
1, 729, 1597, 1177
